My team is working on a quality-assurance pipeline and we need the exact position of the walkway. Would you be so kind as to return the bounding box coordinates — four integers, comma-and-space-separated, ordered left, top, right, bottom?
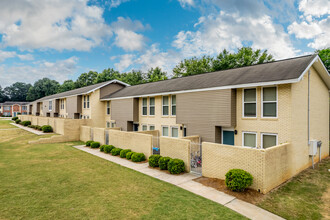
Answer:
10, 123, 48, 135
73, 145, 284, 220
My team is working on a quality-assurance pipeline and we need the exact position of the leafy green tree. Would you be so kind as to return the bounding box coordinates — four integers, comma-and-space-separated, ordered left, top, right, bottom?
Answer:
4, 82, 32, 101
146, 67, 168, 82
75, 71, 98, 88
95, 68, 121, 83
57, 80, 76, 93
26, 78, 60, 101
317, 48, 329, 72
119, 70, 146, 85
173, 56, 213, 77
0, 86, 8, 102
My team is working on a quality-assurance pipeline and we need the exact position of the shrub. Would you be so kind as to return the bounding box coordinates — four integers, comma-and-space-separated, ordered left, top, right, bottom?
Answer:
12, 116, 18, 121
41, 125, 53, 132
104, 145, 115, 153
91, 142, 100, 148
159, 157, 171, 170
225, 169, 253, 192
15, 119, 21, 124
168, 159, 185, 174
21, 121, 31, 126
100, 145, 106, 152
126, 151, 134, 160
149, 155, 162, 167
36, 125, 42, 131
131, 153, 146, 162
86, 140, 93, 146
111, 148, 122, 156
120, 149, 131, 158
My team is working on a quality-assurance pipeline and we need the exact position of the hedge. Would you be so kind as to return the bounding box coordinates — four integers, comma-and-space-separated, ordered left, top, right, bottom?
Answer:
86, 140, 93, 146
120, 149, 131, 158
41, 125, 53, 133
104, 145, 115, 153
168, 159, 185, 174
126, 151, 134, 160
159, 157, 171, 170
149, 155, 162, 167
12, 117, 18, 121
36, 125, 42, 131
21, 121, 31, 126
131, 153, 146, 162
91, 142, 100, 148
15, 119, 21, 124
225, 169, 253, 192
111, 148, 122, 156
100, 145, 106, 152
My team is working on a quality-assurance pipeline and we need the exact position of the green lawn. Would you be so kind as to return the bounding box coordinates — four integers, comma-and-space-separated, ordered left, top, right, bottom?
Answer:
0, 124, 245, 219
0, 119, 16, 129
258, 157, 330, 219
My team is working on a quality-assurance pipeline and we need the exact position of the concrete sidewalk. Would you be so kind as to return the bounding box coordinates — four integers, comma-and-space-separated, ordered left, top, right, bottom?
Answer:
73, 145, 284, 220
10, 123, 48, 135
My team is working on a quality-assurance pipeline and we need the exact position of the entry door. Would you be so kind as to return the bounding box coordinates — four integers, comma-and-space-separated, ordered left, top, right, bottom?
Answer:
223, 130, 234, 145
133, 124, 139, 131
13, 112, 17, 117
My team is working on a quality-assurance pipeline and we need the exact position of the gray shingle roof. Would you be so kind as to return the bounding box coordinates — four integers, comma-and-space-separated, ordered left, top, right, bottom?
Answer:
102, 54, 317, 99
1, 101, 29, 106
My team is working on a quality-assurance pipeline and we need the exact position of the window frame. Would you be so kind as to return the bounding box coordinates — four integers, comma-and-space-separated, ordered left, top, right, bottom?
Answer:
142, 98, 148, 116
86, 95, 90, 109
171, 126, 179, 138
261, 133, 278, 149
242, 88, 257, 118
49, 101, 52, 111
149, 125, 155, 131
171, 95, 176, 116
162, 96, 169, 116
242, 131, 257, 148
83, 96, 86, 109
261, 86, 278, 118
141, 124, 148, 131
161, 125, 169, 136
106, 101, 110, 115
106, 121, 111, 128
149, 97, 155, 116
221, 128, 235, 145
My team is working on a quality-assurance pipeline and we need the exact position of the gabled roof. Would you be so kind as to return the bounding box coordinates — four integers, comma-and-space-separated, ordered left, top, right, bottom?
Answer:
32, 79, 129, 103
1, 101, 30, 106
101, 54, 329, 100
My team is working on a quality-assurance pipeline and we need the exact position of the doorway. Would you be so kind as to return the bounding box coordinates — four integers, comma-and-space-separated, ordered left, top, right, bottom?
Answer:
222, 130, 235, 145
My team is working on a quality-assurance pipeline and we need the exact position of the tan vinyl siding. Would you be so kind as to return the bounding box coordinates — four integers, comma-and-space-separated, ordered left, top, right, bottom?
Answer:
67, 96, 82, 118
99, 83, 125, 98
111, 98, 137, 131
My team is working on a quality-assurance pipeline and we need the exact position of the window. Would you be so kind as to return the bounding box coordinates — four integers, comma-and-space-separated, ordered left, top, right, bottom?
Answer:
149, 125, 155, 131
261, 133, 277, 149
22, 106, 27, 110
142, 98, 148, 115
149, 97, 155, 116
162, 96, 169, 116
171, 127, 179, 138
49, 101, 52, 111
162, 126, 169, 136
83, 96, 86, 108
107, 101, 110, 115
243, 89, 257, 117
111, 122, 116, 128
60, 99, 65, 110
4, 106, 10, 110
243, 132, 257, 148
87, 95, 90, 108
171, 95, 176, 116
142, 124, 148, 131
183, 126, 187, 137
262, 87, 277, 117
106, 121, 110, 128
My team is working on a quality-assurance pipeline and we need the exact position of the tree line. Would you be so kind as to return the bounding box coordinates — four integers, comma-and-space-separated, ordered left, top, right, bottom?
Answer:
0, 47, 328, 103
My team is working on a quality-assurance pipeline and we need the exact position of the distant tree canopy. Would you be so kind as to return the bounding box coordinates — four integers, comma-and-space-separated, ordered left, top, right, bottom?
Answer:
2, 47, 278, 102
317, 48, 329, 72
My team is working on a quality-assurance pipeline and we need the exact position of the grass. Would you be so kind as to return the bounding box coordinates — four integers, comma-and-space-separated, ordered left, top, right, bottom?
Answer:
0, 124, 245, 219
258, 157, 330, 219
0, 119, 16, 129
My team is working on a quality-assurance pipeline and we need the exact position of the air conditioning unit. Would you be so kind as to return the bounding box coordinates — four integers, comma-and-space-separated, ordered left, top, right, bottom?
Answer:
309, 140, 318, 156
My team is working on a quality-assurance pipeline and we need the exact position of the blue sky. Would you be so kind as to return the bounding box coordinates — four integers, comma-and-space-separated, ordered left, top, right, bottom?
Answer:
0, 0, 329, 87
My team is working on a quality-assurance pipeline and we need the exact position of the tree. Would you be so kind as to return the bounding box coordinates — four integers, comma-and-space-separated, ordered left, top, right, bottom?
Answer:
146, 67, 168, 82
95, 68, 121, 83
0, 86, 8, 103
26, 78, 60, 101
4, 82, 32, 101
75, 71, 98, 88
57, 80, 76, 93
317, 48, 329, 72
173, 56, 213, 77
119, 70, 145, 85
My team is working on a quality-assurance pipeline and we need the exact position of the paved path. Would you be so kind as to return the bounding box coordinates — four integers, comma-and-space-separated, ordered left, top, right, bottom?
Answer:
10, 123, 48, 135
73, 145, 284, 220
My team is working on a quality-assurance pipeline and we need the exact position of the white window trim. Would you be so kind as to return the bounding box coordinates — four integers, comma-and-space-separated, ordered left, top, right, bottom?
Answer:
86, 95, 90, 109
149, 97, 155, 116
171, 126, 179, 138
142, 97, 148, 116
242, 88, 257, 118
141, 124, 148, 131
106, 101, 111, 115
221, 128, 235, 144
162, 96, 169, 116
49, 101, 52, 111
261, 86, 278, 118
149, 124, 155, 130
242, 131, 257, 148
161, 125, 169, 136
171, 95, 176, 116
261, 133, 278, 149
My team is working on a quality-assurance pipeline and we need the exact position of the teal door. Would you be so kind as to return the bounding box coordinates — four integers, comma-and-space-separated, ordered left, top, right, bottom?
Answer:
13, 112, 17, 117
223, 130, 234, 145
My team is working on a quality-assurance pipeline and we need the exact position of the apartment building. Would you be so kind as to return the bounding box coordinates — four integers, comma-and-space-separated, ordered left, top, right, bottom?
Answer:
0, 101, 29, 116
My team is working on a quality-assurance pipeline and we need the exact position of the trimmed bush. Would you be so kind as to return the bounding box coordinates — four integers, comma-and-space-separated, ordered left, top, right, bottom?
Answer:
120, 149, 131, 158
159, 157, 171, 170
100, 145, 106, 152
149, 155, 162, 167
36, 125, 42, 131
225, 169, 253, 192
103, 145, 115, 153
111, 148, 122, 156
86, 140, 93, 146
15, 119, 21, 124
168, 159, 185, 174
131, 153, 146, 162
91, 142, 100, 148
21, 121, 31, 126
126, 151, 134, 160
41, 125, 53, 132
12, 116, 18, 121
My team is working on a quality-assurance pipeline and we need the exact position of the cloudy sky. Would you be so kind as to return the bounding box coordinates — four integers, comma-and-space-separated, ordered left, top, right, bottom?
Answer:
0, 0, 329, 87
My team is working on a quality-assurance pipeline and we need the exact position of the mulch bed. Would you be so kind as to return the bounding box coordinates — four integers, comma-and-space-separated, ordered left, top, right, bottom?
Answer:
194, 177, 265, 204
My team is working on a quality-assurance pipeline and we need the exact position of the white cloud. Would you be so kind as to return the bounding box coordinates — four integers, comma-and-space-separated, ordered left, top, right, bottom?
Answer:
114, 54, 136, 71
0, 0, 111, 51
109, 0, 131, 8
0, 57, 78, 87
298, 0, 330, 17
17, 54, 34, 61
178, 0, 195, 8
0, 50, 17, 62
172, 12, 297, 59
